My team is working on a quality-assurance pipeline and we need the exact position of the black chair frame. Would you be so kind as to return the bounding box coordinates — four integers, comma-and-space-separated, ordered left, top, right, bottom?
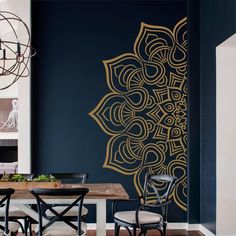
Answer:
14, 174, 35, 236
31, 187, 89, 236
47, 173, 89, 222
0, 173, 35, 236
0, 188, 15, 235
50, 173, 88, 184
112, 174, 177, 236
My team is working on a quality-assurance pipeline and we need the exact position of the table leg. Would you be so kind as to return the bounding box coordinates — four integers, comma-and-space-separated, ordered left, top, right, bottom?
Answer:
96, 199, 106, 236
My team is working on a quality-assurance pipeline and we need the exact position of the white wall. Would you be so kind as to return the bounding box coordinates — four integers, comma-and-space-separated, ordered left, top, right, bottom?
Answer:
0, 0, 19, 97
216, 34, 236, 235
0, 0, 31, 173
17, 0, 31, 173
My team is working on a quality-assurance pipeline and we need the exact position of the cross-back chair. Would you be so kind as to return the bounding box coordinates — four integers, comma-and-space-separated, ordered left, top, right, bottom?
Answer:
50, 173, 88, 184
0, 188, 20, 236
0, 174, 35, 236
46, 173, 89, 219
112, 174, 177, 236
31, 187, 89, 236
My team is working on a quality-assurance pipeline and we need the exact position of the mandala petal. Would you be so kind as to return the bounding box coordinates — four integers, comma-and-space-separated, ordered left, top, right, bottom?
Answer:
104, 135, 142, 175
123, 87, 149, 111
170, 127, 182, 139
167, 159, 187, 211
123, 117, 149, 140
89, 93, 126, 135
152, 124, 170, 141
169, 72, 186, 89
153, 86, 171, 104
173, 17, 187, 51
168, 42, 187, 69
168, 18, 187, 69
169, 88, 182, 101
141, 60, 166, 85
162, 102, 175, 113
168, 138, 186, 155
141, 143, 166, 167
167, 159, 186, 184
162, 115, 175, 127
103, 53, 143, 93
134, 22, 174, 63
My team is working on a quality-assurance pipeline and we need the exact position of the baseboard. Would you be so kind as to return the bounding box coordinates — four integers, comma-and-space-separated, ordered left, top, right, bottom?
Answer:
168, 223, 188, 230
25, 222, 216, 235
199, 225, 216, 236
188, 224, 201, 231
87, 223, 216, 235
87, 223, 112, 230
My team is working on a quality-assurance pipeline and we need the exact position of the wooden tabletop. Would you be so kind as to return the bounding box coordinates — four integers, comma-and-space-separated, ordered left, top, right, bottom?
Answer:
12, 183, 129, 200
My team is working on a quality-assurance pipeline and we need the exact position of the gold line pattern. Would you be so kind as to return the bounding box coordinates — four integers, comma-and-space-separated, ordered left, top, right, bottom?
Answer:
89, 18, 187, 211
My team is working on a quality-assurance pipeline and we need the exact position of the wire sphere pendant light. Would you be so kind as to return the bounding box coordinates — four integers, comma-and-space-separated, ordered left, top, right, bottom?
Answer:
0, 11, 36, 90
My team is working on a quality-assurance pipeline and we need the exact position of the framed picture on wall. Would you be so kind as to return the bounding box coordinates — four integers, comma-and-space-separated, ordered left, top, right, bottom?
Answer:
0, 98, 18, 132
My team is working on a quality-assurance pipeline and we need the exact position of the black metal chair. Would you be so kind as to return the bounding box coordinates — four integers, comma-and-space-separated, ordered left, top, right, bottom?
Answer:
0, 174, 35, 236
31, 187, 89, 236
112, 174, 177, 236
45, 173, 89, 220
50, 173, 88, 184
0, 188, 19, 236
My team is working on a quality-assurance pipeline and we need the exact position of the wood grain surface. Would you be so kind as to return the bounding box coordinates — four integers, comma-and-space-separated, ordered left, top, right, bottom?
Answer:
0, 181, 61, 190
11, 183, 129, 200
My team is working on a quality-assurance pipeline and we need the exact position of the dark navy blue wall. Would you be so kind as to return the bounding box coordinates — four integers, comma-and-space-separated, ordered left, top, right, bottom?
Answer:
31, 0, 187, 223
29, 0, 236, 230
200, 0, 236, 233
187, 0, 200, 224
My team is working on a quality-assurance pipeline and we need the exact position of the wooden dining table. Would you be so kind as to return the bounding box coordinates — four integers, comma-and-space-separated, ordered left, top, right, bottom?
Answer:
10, 183, 129, 236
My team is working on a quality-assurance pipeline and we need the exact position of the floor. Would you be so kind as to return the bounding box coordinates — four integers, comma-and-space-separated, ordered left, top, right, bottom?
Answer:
86, 230, 205, 236
18, 230, 205, 235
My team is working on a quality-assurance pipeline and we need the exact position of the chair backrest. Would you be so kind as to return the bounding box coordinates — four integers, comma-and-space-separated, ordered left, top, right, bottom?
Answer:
0, 188, 15, 234
143, 174, 177, 222
50, 173, 88, 184
143, 174, 177, 204
31, 188, 89, 236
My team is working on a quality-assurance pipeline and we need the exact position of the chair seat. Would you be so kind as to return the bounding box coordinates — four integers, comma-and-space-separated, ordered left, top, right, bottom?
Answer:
46, 206, 88, 217
114, 211, 162, 225
0, 221, 20, 233
0, 206, 28, 217
35, 221, 87, 236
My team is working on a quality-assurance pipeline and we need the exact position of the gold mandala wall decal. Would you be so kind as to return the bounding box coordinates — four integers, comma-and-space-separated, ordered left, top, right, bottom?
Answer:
89, 17, 187, 211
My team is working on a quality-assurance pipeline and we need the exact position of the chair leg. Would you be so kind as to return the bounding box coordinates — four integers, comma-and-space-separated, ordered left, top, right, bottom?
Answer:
24, 218, 28, 236
133, 227, 136, 236
28, 218, 32, 236
158, 229, 164, 236
125, 226, 132, 236
163, 222, 167, 236
138, 231, 146, 236
115, 223, 120, 236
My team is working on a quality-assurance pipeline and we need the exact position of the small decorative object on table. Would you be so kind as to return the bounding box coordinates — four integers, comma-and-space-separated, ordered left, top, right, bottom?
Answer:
0, 173, 61, 190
